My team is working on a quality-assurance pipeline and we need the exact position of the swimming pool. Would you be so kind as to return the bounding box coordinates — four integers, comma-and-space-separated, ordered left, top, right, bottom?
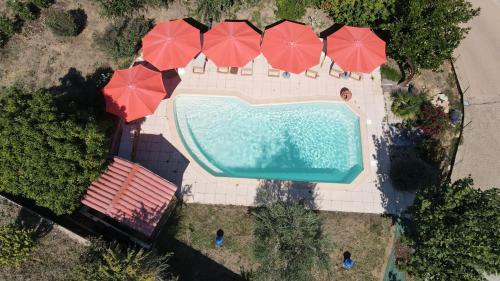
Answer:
174, 95, 364, 184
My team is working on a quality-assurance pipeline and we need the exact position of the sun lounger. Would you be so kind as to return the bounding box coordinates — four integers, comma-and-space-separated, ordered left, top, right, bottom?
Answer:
305, 68, 319, 79
350, 72, 362, 81
192, 53, 206, 74
329, 63, 343, 78
268, 67, 280, 77
217, 66, 230, 73
241, 60, 253, 76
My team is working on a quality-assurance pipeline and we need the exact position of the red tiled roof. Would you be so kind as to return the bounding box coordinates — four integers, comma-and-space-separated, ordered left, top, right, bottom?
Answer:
81, 157, 177, 237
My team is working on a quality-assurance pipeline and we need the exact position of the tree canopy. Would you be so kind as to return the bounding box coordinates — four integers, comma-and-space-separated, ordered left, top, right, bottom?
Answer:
318, 0, 396, 27
387, 0, 480, 70
252, 200, 331, 281
0, 87, 112, 215
405, 178, 500, 280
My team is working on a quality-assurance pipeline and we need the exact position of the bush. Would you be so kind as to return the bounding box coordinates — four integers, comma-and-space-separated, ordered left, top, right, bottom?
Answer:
381, 64, 401, 81
391, 89, 424, 121
45, 9, 79, 36
7, 0, 37, 22
30, 0, 53, 8
276, 0, 311, 20
92, 0, 142, 18
0, 224, 34, 267
390, 159, 437, 191
417, 102, 449, 137
0, 15, 16, 37
71, 241, 176, 281
94, 16, 152, 59
195, 0, 233, 22
0, 87, 112, 215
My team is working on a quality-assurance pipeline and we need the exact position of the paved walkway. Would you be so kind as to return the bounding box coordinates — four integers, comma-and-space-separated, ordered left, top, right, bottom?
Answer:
119, 54, 414, 214
452, 0, 500, 189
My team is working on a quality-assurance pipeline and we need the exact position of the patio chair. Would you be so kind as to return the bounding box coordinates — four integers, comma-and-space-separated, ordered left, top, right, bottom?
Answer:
329, 63, 343, 78
305, 66, 319, 79
192, 53, 207, 74
268, 66, 280, 77
241, 60, 253, 76
217, 66, 230, 73
350, 72, 362, 81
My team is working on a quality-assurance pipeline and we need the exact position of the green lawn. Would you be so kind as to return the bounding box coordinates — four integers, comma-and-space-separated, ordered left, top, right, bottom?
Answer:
381, 64, 402, 82
156, 203, 394, 281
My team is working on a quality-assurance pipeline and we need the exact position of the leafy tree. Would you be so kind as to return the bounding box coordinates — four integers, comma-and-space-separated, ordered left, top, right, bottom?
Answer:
0, 14, 17, 46
30, 0, 53, 9
92, 0, 142, 18
391, 89, 424, 121
195, 0, 233, 23
45, 9, 79, 37
71, 240, 176, 281
0, 87, 112, 215
0, 224, 34, 267
94, 16, 152, 60
387, 0, 479, 70
318, 0, 396, 27
252, 201, 331, 281
404, 178, 500, 280
7, 0, 37, 22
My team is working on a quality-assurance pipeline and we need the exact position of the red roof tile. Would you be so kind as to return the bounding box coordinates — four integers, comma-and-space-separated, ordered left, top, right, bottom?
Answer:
81, 157, 177, 236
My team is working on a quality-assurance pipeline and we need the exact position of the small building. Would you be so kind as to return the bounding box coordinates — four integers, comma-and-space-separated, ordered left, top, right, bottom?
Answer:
80, 157, 177, 247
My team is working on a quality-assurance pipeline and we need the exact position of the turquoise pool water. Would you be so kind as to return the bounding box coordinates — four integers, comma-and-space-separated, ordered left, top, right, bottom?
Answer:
174, 95, 363, 183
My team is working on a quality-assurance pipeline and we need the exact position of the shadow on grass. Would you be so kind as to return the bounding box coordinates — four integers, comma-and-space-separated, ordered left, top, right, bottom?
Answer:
15, 207, 54, 241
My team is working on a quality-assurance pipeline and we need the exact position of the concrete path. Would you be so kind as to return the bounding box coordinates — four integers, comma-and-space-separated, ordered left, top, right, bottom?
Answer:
452, 0, 500, 189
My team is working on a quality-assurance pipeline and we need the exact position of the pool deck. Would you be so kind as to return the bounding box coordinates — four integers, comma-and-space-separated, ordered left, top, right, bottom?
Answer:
118, 54, 415, 214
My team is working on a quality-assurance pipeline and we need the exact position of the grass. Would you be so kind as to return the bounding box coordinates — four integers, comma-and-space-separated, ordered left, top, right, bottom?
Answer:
157, 203, 393, 281
381, 64, 402, 82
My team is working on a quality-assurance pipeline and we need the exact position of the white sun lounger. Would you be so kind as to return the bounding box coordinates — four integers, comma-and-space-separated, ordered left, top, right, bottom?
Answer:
241, 60, 253, 76
329, 63, 343, 78
305, 52, 325, 79
350, 72, 362, 80
268, 66, 280, 77
192, 53, 207, 74
217, 66, 230, 73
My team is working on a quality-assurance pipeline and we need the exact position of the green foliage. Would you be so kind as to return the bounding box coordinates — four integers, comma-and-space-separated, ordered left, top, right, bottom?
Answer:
7, 0, 37, 22
390, 159, 437, 192
318, 0, 396, 27
94, 16, 152, 60
276, 0, 312, 20
0, 224, 34, 267
0, 15, 16, 46
405, 178, 500, 280
387, 0, 479, 70
252, 201, 331, 281
391, 90, 424, 121
30, 0, 53, 8
45, 9, 78, 37
381, 64, 401, 81
92, 0, 168, 17
195, 0, 233, 22
0, 87, 112, 215
71, 241, 176, 281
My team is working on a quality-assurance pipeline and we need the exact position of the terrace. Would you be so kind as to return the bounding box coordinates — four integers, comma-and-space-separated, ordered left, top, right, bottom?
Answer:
117, 51, 414, 214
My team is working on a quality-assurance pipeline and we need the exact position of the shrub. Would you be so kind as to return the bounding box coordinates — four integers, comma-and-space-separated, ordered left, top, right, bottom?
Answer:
381, 64, 401, 81
7, 0, 37, 22
92, 0, 142, 18
391, 89, 424, 121
390, 158, 437, 192
318, 0, 395, 27
417, 102, 449, 137
0, 15, 16, 37
71, 241, 176, 281
30, 0, 53, 8
195, 0, 233, 22
252, 201, 331, 281
276, 0, 311, 20
45, 9, 78, 36
0, 87, 112, 215
0, 224, 34, 267
94, 16, 152, 59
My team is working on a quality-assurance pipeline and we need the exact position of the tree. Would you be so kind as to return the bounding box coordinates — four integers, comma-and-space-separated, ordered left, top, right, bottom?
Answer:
45, 9, 79, 37
0, 224, 34, 267
387, 0, 479, 70
252, 201, 331, 281
404, 178, 500, 280
0, 87, 112, 215
71, 240, 176, 281
276, 0, 312, 20
318, 0, 396, 27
